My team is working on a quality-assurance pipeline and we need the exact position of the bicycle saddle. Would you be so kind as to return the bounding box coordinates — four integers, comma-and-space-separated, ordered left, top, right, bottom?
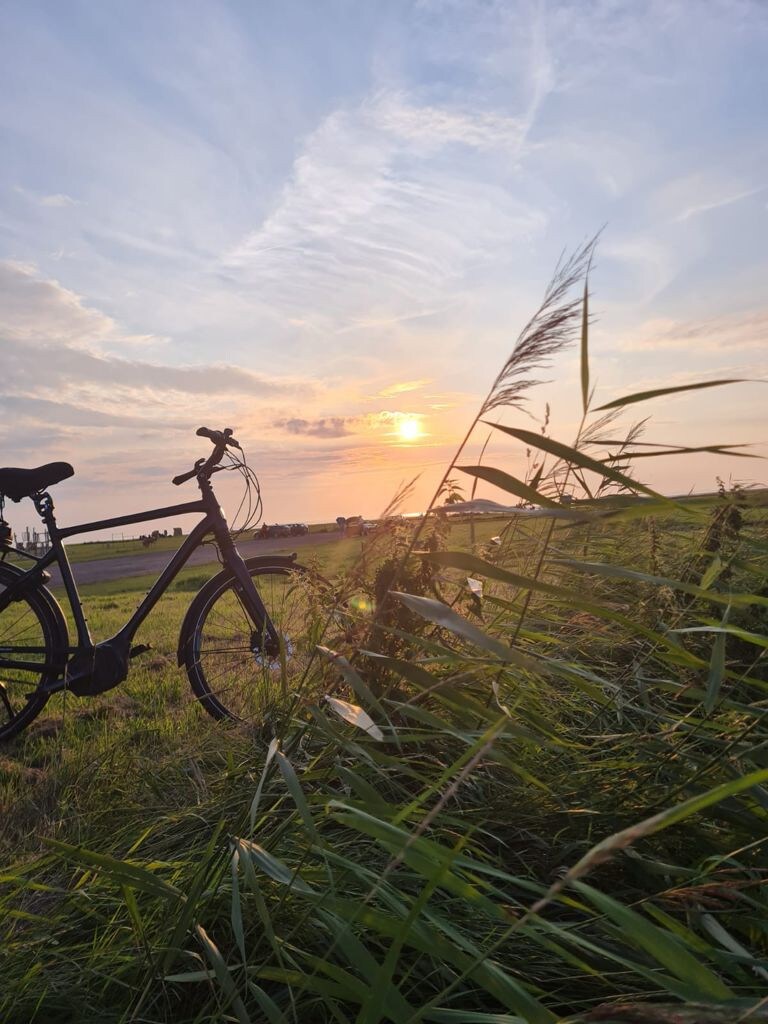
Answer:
0, 462, 74, 501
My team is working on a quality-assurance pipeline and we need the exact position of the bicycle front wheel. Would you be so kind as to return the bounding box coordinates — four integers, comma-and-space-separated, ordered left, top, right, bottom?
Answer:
182, 562, 333, 724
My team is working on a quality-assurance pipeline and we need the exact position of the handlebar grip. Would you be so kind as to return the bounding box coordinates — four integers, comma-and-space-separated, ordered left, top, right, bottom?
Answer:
172, 459, 205, 486
196, 426, 241, 449
196, 426, 220, 442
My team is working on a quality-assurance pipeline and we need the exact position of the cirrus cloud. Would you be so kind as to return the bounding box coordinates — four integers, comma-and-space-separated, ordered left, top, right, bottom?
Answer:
619, 308, 768, 353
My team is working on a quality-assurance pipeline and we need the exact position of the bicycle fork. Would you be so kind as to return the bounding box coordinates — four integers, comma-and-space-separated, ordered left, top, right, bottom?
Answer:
213, 523, 283, 658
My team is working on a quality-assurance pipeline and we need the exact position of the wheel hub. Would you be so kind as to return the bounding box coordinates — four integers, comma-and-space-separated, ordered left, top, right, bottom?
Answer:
250, 630, 294, 668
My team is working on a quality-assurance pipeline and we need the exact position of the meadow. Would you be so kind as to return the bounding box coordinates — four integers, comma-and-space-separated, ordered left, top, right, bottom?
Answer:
60, 521, 342, 566
2, 242, 767, 1024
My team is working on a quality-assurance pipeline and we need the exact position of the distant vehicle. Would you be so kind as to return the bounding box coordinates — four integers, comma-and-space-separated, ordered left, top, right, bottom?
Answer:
289, 523, 309, 536
255, 523, 292, 539
344, 515, 363, 537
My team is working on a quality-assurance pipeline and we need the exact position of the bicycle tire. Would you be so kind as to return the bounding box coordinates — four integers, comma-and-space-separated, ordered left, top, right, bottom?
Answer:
182, 561, 333, 724
0, 563, 68, 741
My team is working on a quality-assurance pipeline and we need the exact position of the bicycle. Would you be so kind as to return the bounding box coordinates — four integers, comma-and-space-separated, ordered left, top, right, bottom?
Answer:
0, 427, 331, 741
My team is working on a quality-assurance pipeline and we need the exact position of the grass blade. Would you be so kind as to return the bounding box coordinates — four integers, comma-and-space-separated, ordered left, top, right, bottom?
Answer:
250, 736, 280, 833
275, 749, 321, 841
594, 378, 746, 411
571, 882, 733, 999
705, 605, 730, 713
456, 465, 563, 509
325, 696, 384, 741
580, 278, 589, 414
196, 923, 252, 1024
485, 423, 667, 502
44, 839, 183, 902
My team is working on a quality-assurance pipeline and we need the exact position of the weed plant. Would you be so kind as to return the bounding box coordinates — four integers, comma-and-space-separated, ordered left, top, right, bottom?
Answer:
1, 240, 767, 1024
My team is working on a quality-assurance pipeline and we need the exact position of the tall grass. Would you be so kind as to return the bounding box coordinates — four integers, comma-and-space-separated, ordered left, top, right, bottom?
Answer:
2, 243, 767, 1024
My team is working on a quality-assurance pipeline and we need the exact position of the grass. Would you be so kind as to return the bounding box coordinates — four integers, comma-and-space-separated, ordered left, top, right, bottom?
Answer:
2, 241, 767, 1024
64, 533, 188, 563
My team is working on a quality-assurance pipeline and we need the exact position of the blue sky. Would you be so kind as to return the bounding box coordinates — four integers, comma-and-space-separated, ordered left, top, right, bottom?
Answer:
1, 0, 766, 530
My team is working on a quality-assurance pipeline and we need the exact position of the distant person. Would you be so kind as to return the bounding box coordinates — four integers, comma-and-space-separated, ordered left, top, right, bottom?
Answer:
336, 516, 346, 534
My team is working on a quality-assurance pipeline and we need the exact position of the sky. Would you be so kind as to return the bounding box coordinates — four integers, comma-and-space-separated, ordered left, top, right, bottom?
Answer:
1, 0, 766, 538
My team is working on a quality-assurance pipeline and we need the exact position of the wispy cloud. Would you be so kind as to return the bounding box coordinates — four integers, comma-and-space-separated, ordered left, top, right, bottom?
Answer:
373, 93, 529, 151
675, 184, 766, 223
15, 185, 80, 208
378, 379, 433, 397
39, 193, 79, 208
619, 308, 768, 353
224, 90, 547, 334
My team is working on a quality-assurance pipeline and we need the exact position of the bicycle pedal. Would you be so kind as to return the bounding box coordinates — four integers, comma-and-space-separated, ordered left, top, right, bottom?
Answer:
129, 643, 153, 659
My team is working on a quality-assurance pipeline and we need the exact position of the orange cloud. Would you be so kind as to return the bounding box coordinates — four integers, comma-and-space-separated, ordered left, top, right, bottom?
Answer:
377, 378, 433, 397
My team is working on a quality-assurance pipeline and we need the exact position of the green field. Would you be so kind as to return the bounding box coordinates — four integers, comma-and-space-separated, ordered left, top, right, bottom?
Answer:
61, 521, 341, 564
64, 533, 187, 563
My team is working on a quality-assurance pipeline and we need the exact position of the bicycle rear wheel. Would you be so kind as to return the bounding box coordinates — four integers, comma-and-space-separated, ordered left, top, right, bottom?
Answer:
182, 562, 333, 724
0, 565, 67, 741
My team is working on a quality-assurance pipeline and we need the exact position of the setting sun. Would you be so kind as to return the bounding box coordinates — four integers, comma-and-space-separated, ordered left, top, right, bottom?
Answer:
397, 416, 422, 442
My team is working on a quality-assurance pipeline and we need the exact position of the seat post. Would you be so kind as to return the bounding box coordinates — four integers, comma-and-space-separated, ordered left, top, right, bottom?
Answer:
32, 489, 92, 645
32, 491, 58, 535
0, 494, 11, 549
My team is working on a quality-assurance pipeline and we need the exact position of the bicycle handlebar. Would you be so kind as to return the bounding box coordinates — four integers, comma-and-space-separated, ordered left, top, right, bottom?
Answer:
172, 427, 242, 486
196, 426, 241, 449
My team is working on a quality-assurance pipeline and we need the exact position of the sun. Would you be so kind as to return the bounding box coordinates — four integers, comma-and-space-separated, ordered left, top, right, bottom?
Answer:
397, 416, 422, 442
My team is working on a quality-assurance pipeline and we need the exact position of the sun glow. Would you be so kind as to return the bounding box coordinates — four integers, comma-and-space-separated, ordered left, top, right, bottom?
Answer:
397, 416, 422, 442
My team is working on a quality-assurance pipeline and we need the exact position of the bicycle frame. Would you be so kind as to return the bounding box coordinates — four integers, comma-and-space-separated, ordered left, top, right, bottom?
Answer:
0, 477, 279, 694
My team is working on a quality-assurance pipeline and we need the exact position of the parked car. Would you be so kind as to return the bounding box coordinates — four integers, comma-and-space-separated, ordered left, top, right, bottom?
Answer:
254, 523, 292, 539
289, 523, 309, 536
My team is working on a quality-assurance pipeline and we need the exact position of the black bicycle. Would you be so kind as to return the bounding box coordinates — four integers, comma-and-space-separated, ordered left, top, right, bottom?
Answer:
0, 427, 330, 741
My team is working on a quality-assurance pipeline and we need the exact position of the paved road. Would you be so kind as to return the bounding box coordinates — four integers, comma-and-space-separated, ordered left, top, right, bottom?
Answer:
49, 532, 343, 586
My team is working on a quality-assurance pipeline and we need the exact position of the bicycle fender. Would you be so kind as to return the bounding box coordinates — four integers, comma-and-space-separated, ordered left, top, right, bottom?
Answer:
0, 549, 53, 595
176, 554, 300, 666
0, 561, 70, 668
